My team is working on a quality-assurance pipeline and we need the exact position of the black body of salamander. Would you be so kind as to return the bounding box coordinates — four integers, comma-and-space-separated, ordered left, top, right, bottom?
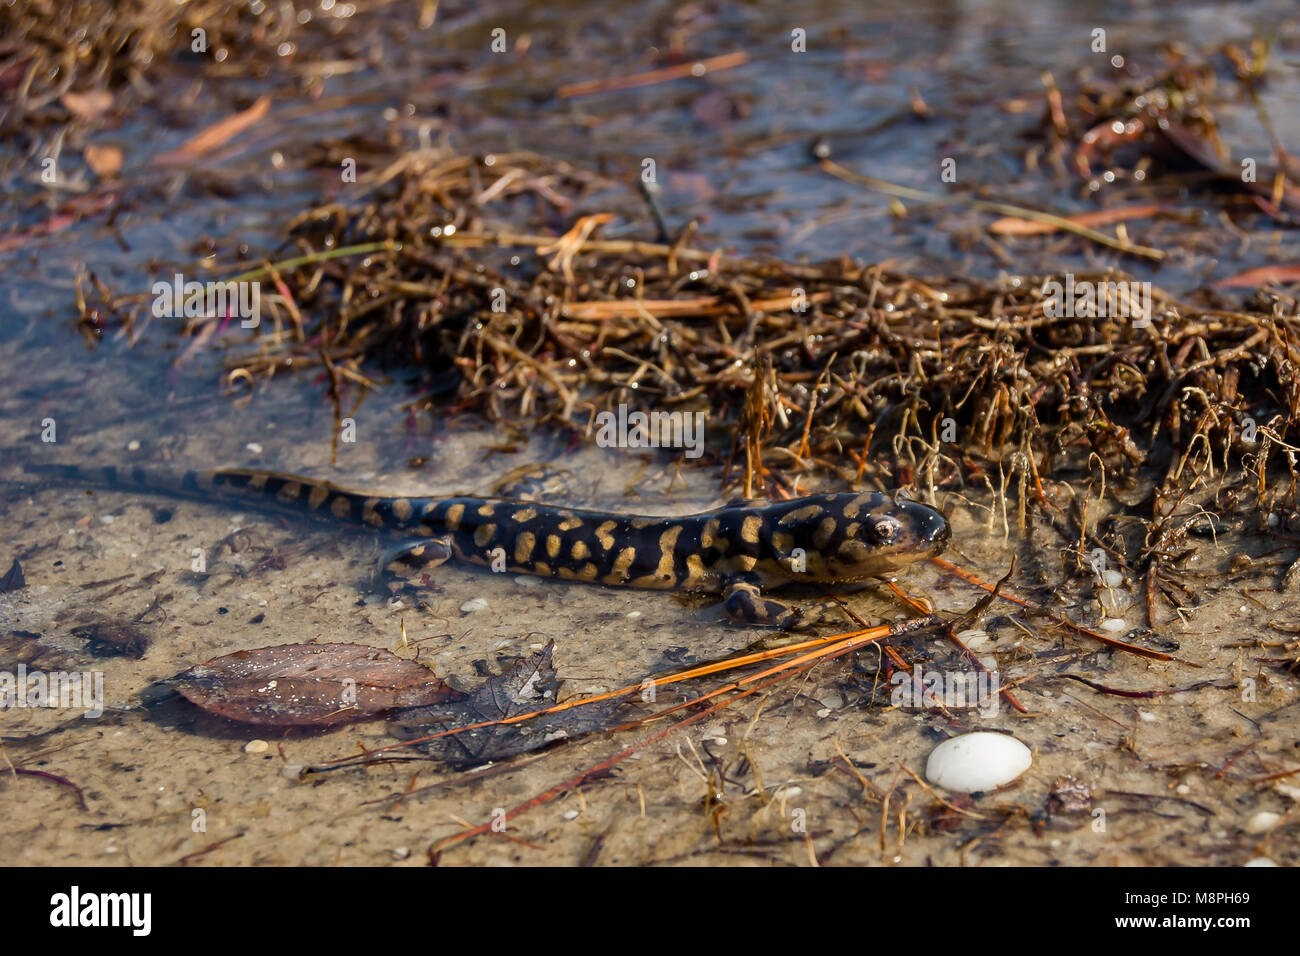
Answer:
23, 463, 950, 628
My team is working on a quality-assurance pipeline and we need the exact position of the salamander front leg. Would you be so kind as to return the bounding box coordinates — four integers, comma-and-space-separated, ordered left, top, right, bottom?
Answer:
376, 536, 453, 591
721, 578, 836, 630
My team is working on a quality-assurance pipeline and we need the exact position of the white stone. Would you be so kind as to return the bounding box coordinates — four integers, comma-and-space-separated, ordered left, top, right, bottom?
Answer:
925, 732, 1032, 793
955, 629, 988, 648
514, 575, 543, 587
1243, 857, 1278, 867
1100, 618, 1128, 632
460, 597, 488, 613
1245, 811, 1281, 834
1101, 569, 1123, 588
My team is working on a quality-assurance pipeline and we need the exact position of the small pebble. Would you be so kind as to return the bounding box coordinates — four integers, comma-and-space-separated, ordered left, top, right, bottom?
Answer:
127, 440, 140, 452
562, 810, 580, 821
955, 628, 988, 648
1243, 857, 1278, 867
1100, 618, 1128, 632
460, 597, 488, 613
392, 847, 410, 860
925, 732, 1032, 793
244, 739, 269, 755
99, 515, 114, 525
1139, 710, 1157, 722
245, 442, 263, 454
1101, 569, 1123, 588
1275, 782, 1300, 802
514, 574, 543, 587
626, 610, 642, 619
1245, 811, 1281, 834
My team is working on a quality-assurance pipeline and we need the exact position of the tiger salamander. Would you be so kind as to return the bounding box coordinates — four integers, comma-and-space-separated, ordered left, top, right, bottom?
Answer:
25, 462, 950, 628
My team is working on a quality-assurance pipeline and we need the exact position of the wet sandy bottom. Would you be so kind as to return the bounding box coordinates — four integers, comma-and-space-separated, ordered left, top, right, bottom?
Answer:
3, 408, 1296, 865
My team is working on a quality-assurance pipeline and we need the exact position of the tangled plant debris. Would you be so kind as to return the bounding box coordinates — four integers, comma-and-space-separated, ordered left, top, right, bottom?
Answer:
64, 136, 1300, 639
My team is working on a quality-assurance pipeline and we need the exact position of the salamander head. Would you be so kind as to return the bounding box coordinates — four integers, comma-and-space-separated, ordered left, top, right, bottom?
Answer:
769, 493, 950, 582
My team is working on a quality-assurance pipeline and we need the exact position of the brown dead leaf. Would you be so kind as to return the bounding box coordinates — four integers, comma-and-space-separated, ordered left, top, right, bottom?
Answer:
172, 642, 458, 726
61, 90, 113, 120
152, 96, 271, 166
84, 145, 123, 178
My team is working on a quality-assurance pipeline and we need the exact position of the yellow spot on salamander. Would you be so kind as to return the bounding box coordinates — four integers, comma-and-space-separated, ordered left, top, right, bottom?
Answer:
477, 502, 495, 517
362, 498, 384, 527
839, 539, 870, 561
634, 525, 683, 587
558, 516, 583, 532
276, 481, 302, 503
725, 552, 757, 573
307, 485, 330, 510
390, 498, 413, 523
843, 493, 877, 519
813, 515, 837, 549
740, 515, 761, 544
604, 546, 636, 584
546, 534, 561, 558
778, 504, 823, 526
570, 540, 590, 561
512, 507, 537, 523
595, 520, 617, 550
683, 553, 709, 589
474, 524, 497, 547
331, 496, 352, 520
444, 503, 464, 529
515, 531, 536, 564
533, 561, 551, 576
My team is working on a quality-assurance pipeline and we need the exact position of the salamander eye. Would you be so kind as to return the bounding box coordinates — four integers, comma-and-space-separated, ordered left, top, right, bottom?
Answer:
870, 516, 902, 543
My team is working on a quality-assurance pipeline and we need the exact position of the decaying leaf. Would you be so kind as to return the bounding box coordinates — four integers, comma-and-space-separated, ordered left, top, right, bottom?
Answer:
172, 642, 458, 727
391, 641, 630, 768
61, 90, 113, 120
72, 618, 151, 659
84, 144, 123, 178
0, 558, 25, 593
